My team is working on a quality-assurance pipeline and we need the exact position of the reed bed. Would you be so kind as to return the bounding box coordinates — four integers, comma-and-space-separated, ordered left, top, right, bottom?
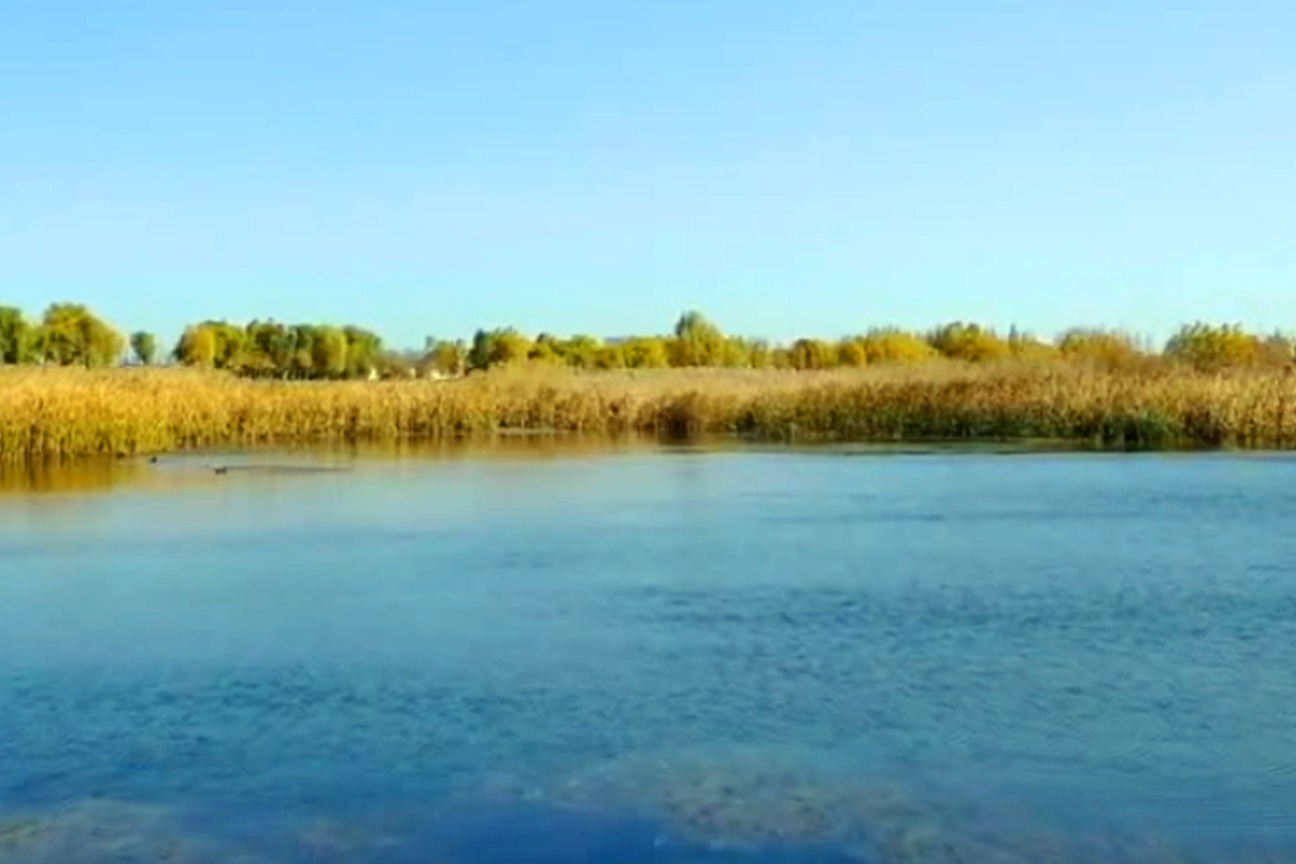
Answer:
2, 363, 1295, 464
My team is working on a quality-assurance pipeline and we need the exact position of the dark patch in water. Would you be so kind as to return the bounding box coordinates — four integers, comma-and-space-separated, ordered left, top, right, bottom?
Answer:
0, 799, 867, 864
420, 803, 864, 864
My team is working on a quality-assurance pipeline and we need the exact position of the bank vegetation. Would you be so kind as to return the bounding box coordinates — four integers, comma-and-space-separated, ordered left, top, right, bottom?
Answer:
2, 361, 1295, 464
3, 302, 1295, 463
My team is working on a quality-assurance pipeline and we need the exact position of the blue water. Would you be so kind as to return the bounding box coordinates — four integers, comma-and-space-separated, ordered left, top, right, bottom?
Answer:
1, 446, 1294, 862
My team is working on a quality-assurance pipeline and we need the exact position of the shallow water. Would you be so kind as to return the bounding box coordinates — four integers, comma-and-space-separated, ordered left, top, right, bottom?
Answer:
1, 445, 1294, 862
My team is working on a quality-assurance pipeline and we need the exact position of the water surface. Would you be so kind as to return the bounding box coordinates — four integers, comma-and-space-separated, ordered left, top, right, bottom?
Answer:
1, 445, 1293, 862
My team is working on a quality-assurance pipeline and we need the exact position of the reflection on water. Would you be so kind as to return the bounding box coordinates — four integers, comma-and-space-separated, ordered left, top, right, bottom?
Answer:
0, 458, 147, 496
0, 435, 1110, 498
1, 448, 1294, 862
0, 436, 663, 498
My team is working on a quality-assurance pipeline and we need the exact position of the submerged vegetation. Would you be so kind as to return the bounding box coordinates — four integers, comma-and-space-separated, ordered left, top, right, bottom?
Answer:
2, 301, 1295, 463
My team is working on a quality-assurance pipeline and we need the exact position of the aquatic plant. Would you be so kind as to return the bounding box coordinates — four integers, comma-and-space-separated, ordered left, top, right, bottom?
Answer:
0, 801, 228, 864
550, 748, 1240, 863
2, 362, 1295, 464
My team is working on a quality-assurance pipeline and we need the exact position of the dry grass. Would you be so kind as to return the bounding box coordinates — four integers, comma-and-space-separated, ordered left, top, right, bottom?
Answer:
2, 362, 1295, 463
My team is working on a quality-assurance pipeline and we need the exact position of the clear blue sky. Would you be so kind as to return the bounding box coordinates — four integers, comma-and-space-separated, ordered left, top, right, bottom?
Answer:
2, 1, 1293, 349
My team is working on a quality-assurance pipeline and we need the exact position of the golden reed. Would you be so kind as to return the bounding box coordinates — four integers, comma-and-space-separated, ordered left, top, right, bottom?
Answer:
2, 362, 1294, 463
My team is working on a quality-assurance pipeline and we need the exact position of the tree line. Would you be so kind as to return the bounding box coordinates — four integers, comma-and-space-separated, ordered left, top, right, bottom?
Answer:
1, 302, 1293, 377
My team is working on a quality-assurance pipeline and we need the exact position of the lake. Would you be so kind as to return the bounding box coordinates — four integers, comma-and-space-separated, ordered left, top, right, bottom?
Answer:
1, 443, 1294, 863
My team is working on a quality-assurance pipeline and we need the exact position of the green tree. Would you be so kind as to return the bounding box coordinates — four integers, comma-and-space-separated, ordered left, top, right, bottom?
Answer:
175, 325, 217, 368
311, 326, 349, 378
1165, 323, 1263, 371
176, 320, 246, 370
36, 304, 125, 367
211, 322, 247, 370
593, 344, 626, 370
671, 310, 726, 367
244, 320, 296, 377
858, 328, 939, 364
559, 334, 601, 369
622, 337, 670, 369
469, 328, 530, 370
0, 306, 35, 364
374, 351, 415, 380
789, 338, 837, 370
721, 337, 752, 368
492, 329, 531, 366
837, 340, 868, 368
1058, 328, 1143, 370
744, 339, 773, 369
927, 322, 1010, 363
290, 325, 318, 378
175, 322, 246, 370
130, 331, 158, 365
468, 329, 496, 371
343, 326, 383, 379
427, 339, 466, 376
527, 335, 562, 364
